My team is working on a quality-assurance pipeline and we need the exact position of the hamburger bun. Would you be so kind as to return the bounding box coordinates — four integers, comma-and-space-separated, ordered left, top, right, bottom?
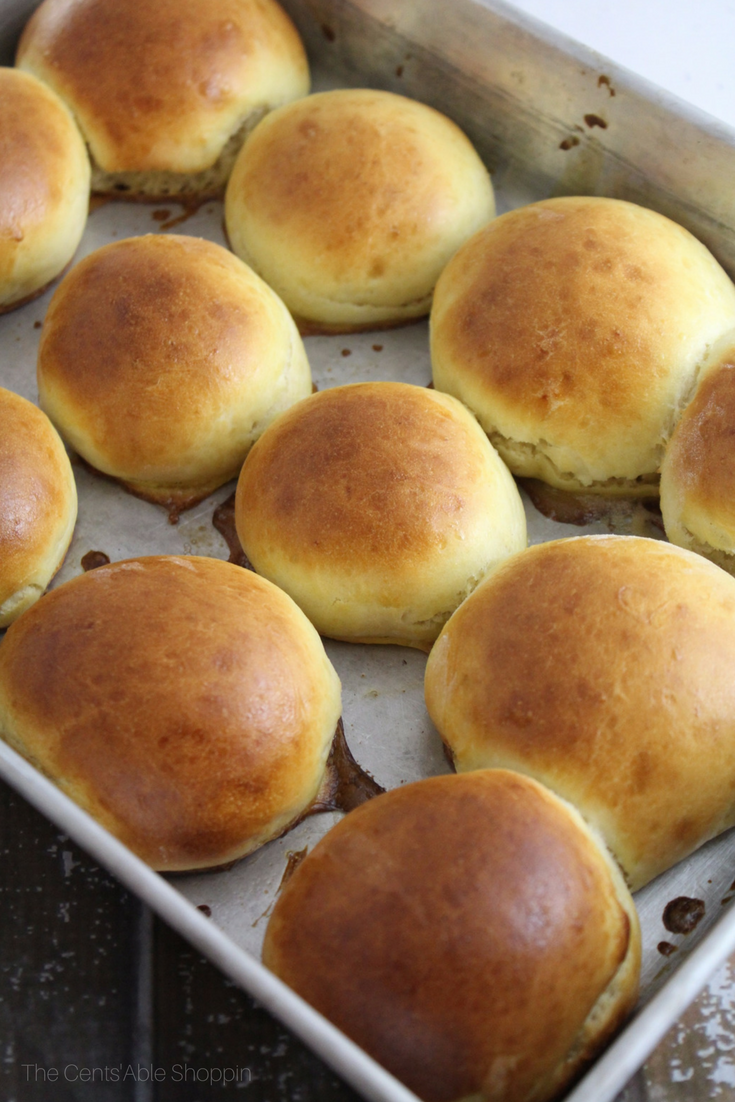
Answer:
263, 769, 640, 1102
430, 197, 735, 497
225, 88, 495, 332
37, 234, 312, 513
425, 534, 735, 890
0, 387, 77, 627
660, 328, 735, 572
0, 555, 342, 871
0, 67, 89, 311
235, 382, 526, 649
17, 0, 309, 199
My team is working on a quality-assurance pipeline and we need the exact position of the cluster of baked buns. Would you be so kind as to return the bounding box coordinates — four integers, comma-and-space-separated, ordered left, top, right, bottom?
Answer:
4, 1, 735, 1100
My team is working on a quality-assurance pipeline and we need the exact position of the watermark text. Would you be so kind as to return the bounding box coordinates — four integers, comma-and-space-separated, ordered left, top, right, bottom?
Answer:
22, 1063, 251, 1085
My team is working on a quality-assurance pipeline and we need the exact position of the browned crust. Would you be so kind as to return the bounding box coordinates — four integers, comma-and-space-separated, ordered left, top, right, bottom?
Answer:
425, 535, 735, 889
663, 357, 735, 525
37, 233, 305, 499
234, 380, 525, 648
225, 88, 494, 329
0, 388, 76, 604
17, 0, 309, 174
40, 236, 259, 422
0, 70, 74, 238
264, 769, 637, 1102
236, 382, 499, 572
0, 556, 340, 870
0, 70, 89, 308
232, 91, 468, 269
431, 197, 735, 488
435, 200, 663, 418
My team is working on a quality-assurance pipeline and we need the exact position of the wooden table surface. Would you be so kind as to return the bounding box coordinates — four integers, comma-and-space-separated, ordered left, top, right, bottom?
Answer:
3, 772, 735, 1102
0, 780, 359, 1102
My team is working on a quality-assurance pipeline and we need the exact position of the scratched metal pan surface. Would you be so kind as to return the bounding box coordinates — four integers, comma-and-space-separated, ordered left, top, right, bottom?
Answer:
2, 1, 735, 1100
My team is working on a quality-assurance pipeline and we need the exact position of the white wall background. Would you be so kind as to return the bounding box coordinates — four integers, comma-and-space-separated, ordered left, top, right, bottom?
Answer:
508, 0, 735, 129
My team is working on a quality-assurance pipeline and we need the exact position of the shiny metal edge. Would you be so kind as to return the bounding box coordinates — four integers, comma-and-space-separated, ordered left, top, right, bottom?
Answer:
566, 902, 735, 1102
281, 0, 735, 273
0, 738, 421, 1102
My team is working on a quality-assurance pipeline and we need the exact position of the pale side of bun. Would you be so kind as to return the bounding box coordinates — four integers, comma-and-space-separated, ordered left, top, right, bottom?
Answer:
0, 556, 342, 871
0, 387, 77, 626
660, 328, 735, 572
431, 197, 735, 495
37, 234, 312, 510
0, 68, 89, 311
235, 382, 526, 649
425, 535, 735, 891
225, 89, 495, 332
263, 769, 640, 1102
17, 0, 309, 197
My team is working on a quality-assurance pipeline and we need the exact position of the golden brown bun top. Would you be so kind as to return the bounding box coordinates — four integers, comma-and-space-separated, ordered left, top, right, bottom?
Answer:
660, 332, 735, 542
37, 234, 303, 486
0, 556, 341, 871
431, 197, 735, 485
264, 769, 638, 1102
236, 381, 525, 649
17, 0, 309, 173
0, 387, 76, 605
0, 67, 87, 248
230, 88, 482, 257
237, 382, 514, 578
225, 88, 495, 324
425, 535, 735, 889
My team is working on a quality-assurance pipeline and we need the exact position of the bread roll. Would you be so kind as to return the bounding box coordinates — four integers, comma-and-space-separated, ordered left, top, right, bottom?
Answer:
431, 197, 735, 497
660, 329, 735, 572
0, 387, 77, 627
0, 556, 342, 871
225, 89, 495, 332
0, 68, 89, 312
17, 0, 309, 199
425, 534, 735, 890
37, 234, 312, 513
235, 382, 526, 649
264, 769, 640, 1102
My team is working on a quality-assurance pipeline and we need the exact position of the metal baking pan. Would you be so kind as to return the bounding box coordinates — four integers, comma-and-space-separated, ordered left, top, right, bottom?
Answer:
3, 0, 735, 1099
